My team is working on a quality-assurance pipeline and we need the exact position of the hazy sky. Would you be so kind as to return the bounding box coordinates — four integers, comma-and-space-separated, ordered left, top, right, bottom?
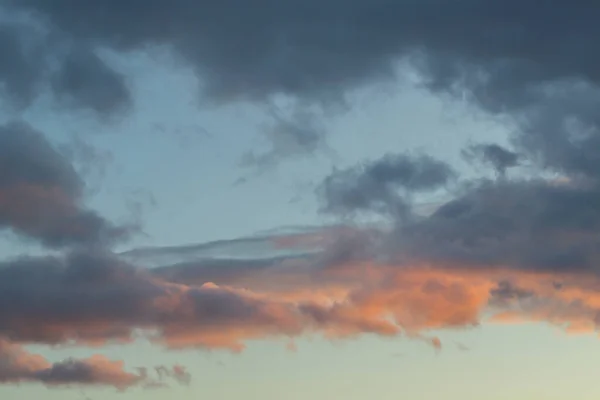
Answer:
2, 2, 600, 399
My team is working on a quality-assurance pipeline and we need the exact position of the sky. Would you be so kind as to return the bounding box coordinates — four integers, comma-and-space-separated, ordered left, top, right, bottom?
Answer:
2, 1, 600, 399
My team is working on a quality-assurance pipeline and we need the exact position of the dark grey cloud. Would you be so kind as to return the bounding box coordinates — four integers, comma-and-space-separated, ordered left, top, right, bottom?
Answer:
319, 153, 455, 217
0, 22, 43, 108
462, 143, 520, 177
15, 1, 596, 103
0, 121, 131, 247
4, 2, 597, 106
4, 1, 600, 384
25, 358, 138, 389
0, 251, 159, 344
51, 46, 131, 116
0, 250, 305, 348
154, 365, 191, 386
387, 178, 600, 273
1, 0, 599, 169
0, 337, 190, 389
0, 9, 129, 116
0, 245, 424, 352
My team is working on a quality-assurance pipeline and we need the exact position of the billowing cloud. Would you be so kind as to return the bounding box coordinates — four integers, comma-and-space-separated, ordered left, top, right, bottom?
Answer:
0, 121, 132, 247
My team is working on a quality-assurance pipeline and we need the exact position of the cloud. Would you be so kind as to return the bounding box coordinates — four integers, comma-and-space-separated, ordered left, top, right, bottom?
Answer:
120, 224, 345, 267
462, 143, 520, 177
6, 1, 600, 392
389, 178, 600, 272
51, 46, 131, 116
0, 247, 406, 351
7, 0, 398, 106
0, 243, 462, 351
120, 216, 600, 342
155, 365, 191, 386
0, 8, 129, 117
319, 153, 455, 218
0, 4, 594, 99
3, 224, 600, 392
0, 22, 43, 109
2, 236, 600, 356
0, 121, 132, 247
3, 1, 600, 165
0, 338, 186, 389
240, 105, 328, 167
0, 250, 312, 350
8, 1, 596, 105
0, 121, 81, 195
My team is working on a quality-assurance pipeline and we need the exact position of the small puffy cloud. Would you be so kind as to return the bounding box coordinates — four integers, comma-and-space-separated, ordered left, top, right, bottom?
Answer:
0, 338, 186, 389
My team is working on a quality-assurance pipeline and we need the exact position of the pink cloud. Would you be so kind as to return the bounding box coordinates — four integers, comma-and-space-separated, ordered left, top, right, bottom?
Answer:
0, 338, 179, 389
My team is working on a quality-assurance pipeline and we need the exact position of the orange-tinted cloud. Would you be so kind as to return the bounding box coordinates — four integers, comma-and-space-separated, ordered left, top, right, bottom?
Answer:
0, 338, 186, 389
6, 235, 600, 392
